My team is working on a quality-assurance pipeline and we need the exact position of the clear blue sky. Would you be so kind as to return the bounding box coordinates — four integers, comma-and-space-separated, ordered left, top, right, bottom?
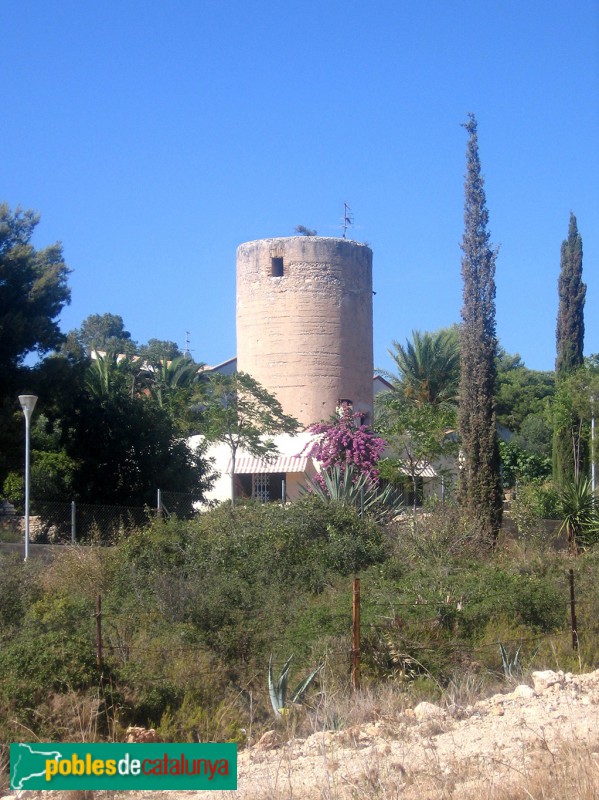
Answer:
2, 0, 597, 373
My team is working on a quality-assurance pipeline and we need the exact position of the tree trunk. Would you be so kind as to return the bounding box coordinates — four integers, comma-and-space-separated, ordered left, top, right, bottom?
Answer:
230, 449, 236, 506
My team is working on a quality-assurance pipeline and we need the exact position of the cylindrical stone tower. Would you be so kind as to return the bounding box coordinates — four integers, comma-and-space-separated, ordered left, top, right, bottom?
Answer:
236, 236, 373, 427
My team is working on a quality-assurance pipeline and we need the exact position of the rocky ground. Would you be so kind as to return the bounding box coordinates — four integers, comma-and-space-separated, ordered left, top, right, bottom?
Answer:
205, 668, 599, 799
4, 669, 599, 800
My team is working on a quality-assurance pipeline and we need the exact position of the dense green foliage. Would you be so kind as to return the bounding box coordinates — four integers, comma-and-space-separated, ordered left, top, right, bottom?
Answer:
498, 440, 551, 488
0, 204, 71, 371
458, 114, 502, 542
138, 338, 184, 362
0, 498, 388, 744
0, 205, 72, 484
2, 350, 213, 508
2, 499, 598, 759
378, 332, 557, 504
65, 388, 210, 506
495, 350, 555, 436
375, 327, 459, 511
70, 312, 135, 357
0, 262, 209, 504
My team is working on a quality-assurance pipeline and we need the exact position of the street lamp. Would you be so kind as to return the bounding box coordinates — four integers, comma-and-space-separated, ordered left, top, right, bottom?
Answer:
18, 394, 38, 561
591, 395, 596, 504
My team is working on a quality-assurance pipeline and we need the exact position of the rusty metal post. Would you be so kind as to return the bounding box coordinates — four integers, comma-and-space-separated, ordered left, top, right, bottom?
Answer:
569, 569, 578, 650
71, 500, 76, 543
351, 577, 361, 691
96, 594, 103, 669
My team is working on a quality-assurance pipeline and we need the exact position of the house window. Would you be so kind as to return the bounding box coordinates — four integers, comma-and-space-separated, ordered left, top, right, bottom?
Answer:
380, 477, 423, 508
399, 476, 424, 508
235, 474, 252, 499
252, 473, 285, 501
252, 473, 270, 502
234, 473, 286, 502
271, 257, 284, 277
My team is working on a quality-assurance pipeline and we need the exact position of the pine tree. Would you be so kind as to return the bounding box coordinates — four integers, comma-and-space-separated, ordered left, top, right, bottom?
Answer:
458, 114, 503, 543
553, 213, 586, 485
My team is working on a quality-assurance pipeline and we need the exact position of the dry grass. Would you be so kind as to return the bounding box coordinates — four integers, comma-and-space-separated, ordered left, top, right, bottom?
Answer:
480, 739, 599, 800
265, 737, 599, 800
350, 732, 599, 800
7, 729, 595, 800
210, 661, 599, 800
297, 680, 414, 740
37, 544, 112, 599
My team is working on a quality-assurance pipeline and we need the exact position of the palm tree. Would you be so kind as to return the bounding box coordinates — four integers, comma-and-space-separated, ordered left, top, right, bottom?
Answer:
382, 327, 460, 407
85, 352, 141, 399
146, 356, 200, 408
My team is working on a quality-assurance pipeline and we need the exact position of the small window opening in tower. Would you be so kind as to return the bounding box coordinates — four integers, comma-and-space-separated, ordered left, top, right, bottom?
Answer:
271, 257, 284, 277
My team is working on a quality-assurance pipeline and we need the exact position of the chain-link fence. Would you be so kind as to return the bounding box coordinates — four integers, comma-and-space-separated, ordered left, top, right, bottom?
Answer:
29, 501, 150, 543
159, 490, 204, 518
0, 490, 204, 545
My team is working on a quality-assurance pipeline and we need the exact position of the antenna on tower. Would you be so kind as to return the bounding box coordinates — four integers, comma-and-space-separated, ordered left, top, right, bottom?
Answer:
342, 202, 353, 239
184, 331, 193, 360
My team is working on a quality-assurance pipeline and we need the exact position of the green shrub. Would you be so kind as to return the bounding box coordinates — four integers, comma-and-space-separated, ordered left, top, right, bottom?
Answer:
0, 594, 100, 713
2, 471, 23, 510
512, 481, 560, 524
0, 555, 41, 633
158, 693, 246, 744
5, 498, 599, 752
0, 632, 98, 709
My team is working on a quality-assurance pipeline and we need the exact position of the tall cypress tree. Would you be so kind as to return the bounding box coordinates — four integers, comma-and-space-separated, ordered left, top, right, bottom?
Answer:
556, 213, 585, 374
458, 114, 503, 543
553, 213, 586, 485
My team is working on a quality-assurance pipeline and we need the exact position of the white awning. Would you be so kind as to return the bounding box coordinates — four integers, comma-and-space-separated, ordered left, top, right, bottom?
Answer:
227, 455, 310, 474
398, 463, 437, 478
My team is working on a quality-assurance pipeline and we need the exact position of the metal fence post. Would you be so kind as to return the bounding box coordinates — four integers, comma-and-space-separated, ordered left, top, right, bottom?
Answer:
96, 594, 103, 669
570, 569, 579, 650
71, 500, 76, 544
351, 577, 361, 691
157, 488, 162, 517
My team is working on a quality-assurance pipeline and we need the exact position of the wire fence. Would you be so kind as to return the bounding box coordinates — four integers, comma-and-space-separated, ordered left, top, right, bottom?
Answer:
86, 567, 589, 681
0, 490, 203, 545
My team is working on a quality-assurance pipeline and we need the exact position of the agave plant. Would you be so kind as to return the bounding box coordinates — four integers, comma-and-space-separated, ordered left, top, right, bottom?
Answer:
499, 642, 522, 680
301, 465, 404, 524
559, 477, 599, 552
268, 655, 321, 718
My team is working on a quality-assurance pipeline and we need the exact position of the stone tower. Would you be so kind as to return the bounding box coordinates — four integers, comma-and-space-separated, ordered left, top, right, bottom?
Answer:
236, 236, 373, 427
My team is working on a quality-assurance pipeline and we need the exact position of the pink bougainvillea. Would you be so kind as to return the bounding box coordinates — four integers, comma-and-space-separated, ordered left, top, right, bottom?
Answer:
306, 407, 387, 485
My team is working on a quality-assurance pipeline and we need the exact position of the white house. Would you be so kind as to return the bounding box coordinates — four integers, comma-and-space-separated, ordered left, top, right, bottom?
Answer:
191, 431, 319, 505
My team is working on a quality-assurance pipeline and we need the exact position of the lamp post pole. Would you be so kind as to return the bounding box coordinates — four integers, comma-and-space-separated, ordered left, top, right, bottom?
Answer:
591, 395, 596, 505
18, 394, 38, 561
